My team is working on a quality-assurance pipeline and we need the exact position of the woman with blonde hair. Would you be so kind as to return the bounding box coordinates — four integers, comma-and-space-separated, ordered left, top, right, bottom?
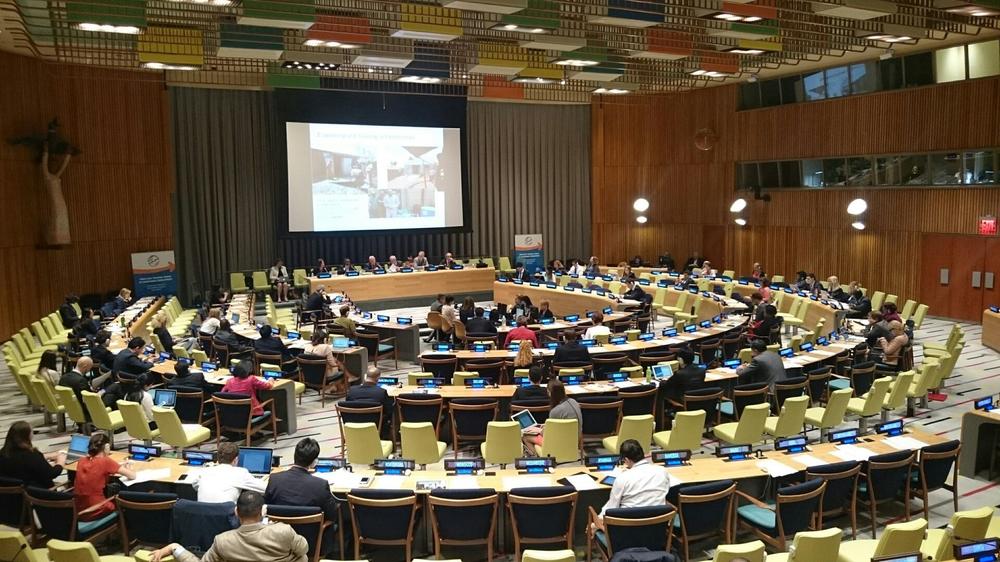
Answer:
513, 339, 535, 368
152, 311, 194, 354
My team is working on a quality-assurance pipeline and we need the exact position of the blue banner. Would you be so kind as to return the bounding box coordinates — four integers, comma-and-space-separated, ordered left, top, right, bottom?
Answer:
131, 251, 178, 297
513, 234, 545, 276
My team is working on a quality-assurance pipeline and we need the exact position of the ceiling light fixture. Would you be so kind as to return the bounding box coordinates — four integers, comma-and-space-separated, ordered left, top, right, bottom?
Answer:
281, 61, 339, 71
397, 75, 443, 84
593, 87, 630, 95
690, 69, 730, 78
75, 23, 142, 34
303, 39, 357, 49
847, 198, 868, 215
727, 48, 765, 55
735, 218, 747, 226
851, 221, 866, 230
729, 198, 748, 213
633, 198, 650, 212
142, 62, 198, 71
636, 215, 648, 224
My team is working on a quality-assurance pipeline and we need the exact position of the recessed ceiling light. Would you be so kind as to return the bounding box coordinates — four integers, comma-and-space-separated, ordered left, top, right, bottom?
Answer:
142, 62, 198, 71
397, 76, 443, 84
554, 59, 601, 66
633, 198, 650, 212
76, 23, 142, 34
594, 88, 630, 94
708, 12, 764, 22
735, 218, 747, 226
729, 198, 748, 213
852, 221, 866, 230
636, 215, 648, 224
847, 198, 868, 215
690, 69, 730, 78
727, 48, 765, 55
282, 61, 339, 71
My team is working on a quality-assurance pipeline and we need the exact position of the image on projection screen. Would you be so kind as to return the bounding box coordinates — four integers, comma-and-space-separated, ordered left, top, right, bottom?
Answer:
286, 122, 463, 233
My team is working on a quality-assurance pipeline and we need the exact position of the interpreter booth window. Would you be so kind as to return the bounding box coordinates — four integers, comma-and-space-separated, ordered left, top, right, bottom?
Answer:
738, 163, 760, 189
879, 57, 904, 91
758, 162, 781, 188
779, 161, 802, 187
903, 52, 935, 87
845, 157, 874, 186
803, 71, 826, 100
760, 79, 782, 106
739, 82, 761, 109
876, 155, 929, 186
935, 45, 967, 83
802, 160, 825, 188
849, 62, 878, 95
779, 75, 804, 104
965, 151, 997, 185
968, 40, 1000, 79
929, 153, 963, 185
824, 66, 850, 98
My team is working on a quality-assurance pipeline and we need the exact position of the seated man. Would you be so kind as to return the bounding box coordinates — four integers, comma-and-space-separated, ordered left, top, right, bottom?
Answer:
622, 280, 647, 303
464, 307, 497, 335
188, 442, 266, 504
149, 490, 307, 562
847, 289, 872, 319
504, 316, 539, 348
750, 305, 780, 341
113, 337, 154, 378
583, 312, 611, 341
552, 330, 591, 364
214, 319, 248, 352
736, 339, 786, 390
264, 438, 340, 557
346, 367, 394, 438
512, 365, 550, 401
591, 439, 670, 532
662, 348, 706, 404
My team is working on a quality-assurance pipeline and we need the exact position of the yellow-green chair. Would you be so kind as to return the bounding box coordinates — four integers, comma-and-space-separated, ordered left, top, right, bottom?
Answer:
653, 410, 705, 451
480, 421, 521, 468
907, 361, 937, 411
407, 372, 436, 386
899, 300, 916, 322
191, 349, 210, 364
658, 291, 687, 318
881, 371, 914, 422
46, 538, 133, 562
152, 406, 211, 450
230, 272, 250, 293
921, 506, 994, 561
81, 391, 124, 447
911, 304, 929, 329
523, 550, 575, 562
846, 376, 892, 433
452, 371, 479, 386
16, 372, 45, 413
497, 256, 515, 275
765, 527, 842, 562
343, 422, 393, 465
173, 345, 190, 359
400, 422, 447, 468
252, 270, 269, 292
836, 518, 927, 562
33, 378, 67, 432
722, 270, 736, 279
869, 291, 886, 313
713, 540, 766, 562
621, 365, 643, 379
293, 268, 309, 291
54, 385, 89, 433
533, 418, 581, 463
713, 403, 770, 445
805, 388, 853, 441
763, 396, 809, 440
0, 531, 48, 562
117, 400, 159, 444
602, 414, 654, 453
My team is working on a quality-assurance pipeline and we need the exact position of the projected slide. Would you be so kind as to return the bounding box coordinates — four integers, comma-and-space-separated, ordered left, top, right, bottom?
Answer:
286, 122, 463, 233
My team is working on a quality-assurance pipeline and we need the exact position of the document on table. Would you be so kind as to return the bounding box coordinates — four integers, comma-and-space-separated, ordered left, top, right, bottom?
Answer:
503, 476, 552, 490
122, 468, 172, 486
832, 445, 874, 462
883, 435, 928, 451
318, 470, 370, 489
447, 476, 480, 490
788, 454, 825, 468
562, 473, 600, 491
373, 475, 407, 490
756, 459, 798, 478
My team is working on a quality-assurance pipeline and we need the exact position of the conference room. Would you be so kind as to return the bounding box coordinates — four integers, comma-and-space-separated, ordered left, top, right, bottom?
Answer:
3, 2, 1000, 561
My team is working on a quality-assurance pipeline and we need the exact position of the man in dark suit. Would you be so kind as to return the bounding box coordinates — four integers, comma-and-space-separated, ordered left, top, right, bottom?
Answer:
59, 295, 80, 329
167, 362, 210, 393
264, 438, 340, 558
513, 365, 550, 402
464, 307, 497, 335
113, 337, 154, 378
303, 287, 329, 322
662, 348, 707, 403
623, 280, 647, 303
847, 289, 872, 319
552, 330, 591, 364
737, 339, 786, 390
59, 356, 93, 406
751, 305, 781, 342
346, 367, 394, 422
513, 262, 532, 282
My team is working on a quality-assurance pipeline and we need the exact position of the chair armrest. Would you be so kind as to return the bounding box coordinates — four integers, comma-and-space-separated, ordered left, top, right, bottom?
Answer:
734, 490, 772, 510
259, 398, 276, 412
587, 506, 601, 537
80, 498, 114, 515
379, 337, 396, 345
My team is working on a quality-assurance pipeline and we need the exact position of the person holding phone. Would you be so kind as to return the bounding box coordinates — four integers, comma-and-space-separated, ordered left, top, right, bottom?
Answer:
590, 439, 670, 533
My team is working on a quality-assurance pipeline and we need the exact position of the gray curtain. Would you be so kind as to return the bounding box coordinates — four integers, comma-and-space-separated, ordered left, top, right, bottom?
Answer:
169, 89, 591, 298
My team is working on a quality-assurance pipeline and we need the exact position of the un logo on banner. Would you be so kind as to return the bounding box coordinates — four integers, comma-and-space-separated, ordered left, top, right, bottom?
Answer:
523, 235, 536, 245
147, 254, 161, 267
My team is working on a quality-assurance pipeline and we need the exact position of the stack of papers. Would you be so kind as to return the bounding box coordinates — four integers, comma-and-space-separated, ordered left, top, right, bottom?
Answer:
502, 476, 552, 490
883, 435, 928, 451
447, 476, 480, 489
788, 454, 825, 468
122, 468, 172, 486
831, 445, 874, 462
562, 473, 600, 491
756, 459, 798, 478
373, 475, 407, 490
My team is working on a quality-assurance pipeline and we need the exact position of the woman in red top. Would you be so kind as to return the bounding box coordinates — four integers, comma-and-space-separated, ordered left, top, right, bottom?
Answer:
221, 362, 273, 416
73, 433, 136, 520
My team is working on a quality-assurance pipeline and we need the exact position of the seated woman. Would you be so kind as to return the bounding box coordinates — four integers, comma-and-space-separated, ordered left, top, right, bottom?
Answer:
221, 362, 274, 418
74, 433, 136, 521
877, 320, 909, 371
199, 308, 222, 336
0, 421, 65, 488
151, 311, 194, 355
123, 374, 156, 425
269, 259, 290, 303
522, 379, 582, 453
303, 329, 350, 384
36, 350, 61, 386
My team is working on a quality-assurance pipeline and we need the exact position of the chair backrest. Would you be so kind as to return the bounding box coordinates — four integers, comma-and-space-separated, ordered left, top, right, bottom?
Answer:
665, 410, 706, 451
172, 498, 239, 554
230, 272, 247, 291
730, 382, 769, 419
338, 401, 384, 429
418, 355, 458, 381
772, 396, 809, 437
849, 362, 877, 395
118, 400, 157, 440
787, 527, 842, 562
604, 504, 676, 555
805, 366, 832, 402
579, 397, 623, 439
211, 392, 253, 429
0, 530, 46, 562
400, 422, 442, 465
33, 378, 62, 414
296, 354, 329, 386
712, 540, 766, 562
858, 376, 893, 416
821, 388, 853, 427
265, 504, 325, 560
54, 386, 88, 424
117, 491, 178, 548
950, 506, 995, 541
684, 387, 723, 424
775, 478, 826, 539
917, 439, 960, 491
508, 486, 577, 542
591, 354, 629, 380
676, 480, 736, 538
540, 418, 580, 463
348, 490, 417, 543
46, 539, 107, 562
773, 376, 807, 410
343, 422, 388, 465
449, 398, 498, 439
612, 415, 655, 451
397, 394, 444, 433
462, 360, 504, 384
24, 486, 76, 541
81, 390, 114, 428
912, 304, 929, 328
428, 488, 498, 543
0, 477, 25, 529
173, 387, 206, 424
883, 371, 914, 410
731, 402, 770, 444
806, 460, 861, 515
511, 400, 551, 424
619, 384, 657, 416
152, 406, 190, 446
872, 518, 928, 558
482, 421, 521, 466
866, 450, 915, 502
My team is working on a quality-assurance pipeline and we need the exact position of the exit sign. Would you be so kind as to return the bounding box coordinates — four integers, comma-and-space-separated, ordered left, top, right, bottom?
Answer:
981, 216, 998, 236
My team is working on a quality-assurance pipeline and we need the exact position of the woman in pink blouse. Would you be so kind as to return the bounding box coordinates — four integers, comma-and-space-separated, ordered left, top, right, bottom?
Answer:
221, 362, 272, 416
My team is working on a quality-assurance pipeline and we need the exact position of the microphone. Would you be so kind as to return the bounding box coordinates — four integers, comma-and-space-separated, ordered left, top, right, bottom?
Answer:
12, 542, 27, 561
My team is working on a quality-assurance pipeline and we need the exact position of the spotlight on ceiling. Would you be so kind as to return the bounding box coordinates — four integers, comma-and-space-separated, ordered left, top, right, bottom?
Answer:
729, 198, 748, 213
633, 198, 650, 212
852, 221, 866, 230
847, 198, 868, 216
636, 215, 648, 224
735, 218, 747, 226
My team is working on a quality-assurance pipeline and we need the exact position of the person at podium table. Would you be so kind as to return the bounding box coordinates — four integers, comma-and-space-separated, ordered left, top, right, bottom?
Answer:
314, 258, 329, 276
584, 256, 601, 277
658, 253, 675, 271
442, 252, 457, 268
413, 250, 429, 269
567, 259, 585, 277
364, 255, 381, 272
513, 262, 531, 282
269, 259, 290, 303
629, 255, 644, 268
386, 255, 401, 273
684, 252, 704, 272
339, 258, 353, 275
751, 262, 765, 280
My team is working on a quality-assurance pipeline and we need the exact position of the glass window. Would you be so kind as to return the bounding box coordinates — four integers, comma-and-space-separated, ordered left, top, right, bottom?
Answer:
825, 66, 850, 98
879, 57, 904, 90
739, 163, 760, 189
876, 155, 929, 186
760, 79, 781, 106
823, 158, 848, 187
802, 160, 824, 188
846, 157, 873, 186
904, 52, 935, 87
849, 62, 877, 94
935, 45, 967, 83
965, 151, 996, 184
803, 71, 826, 100
779, 75, 803, 104
739, 82, 761, 109
759, 162, 781, 188
930, 153, 964, 185
779, 161, 801, 187
968, 40, 1000, 79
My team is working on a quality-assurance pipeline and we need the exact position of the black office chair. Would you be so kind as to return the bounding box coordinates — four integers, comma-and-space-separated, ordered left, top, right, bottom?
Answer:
910, 439, 960, 520
173, 386, 212, 425
721, 336, 743, 361
347, 489, 419, 562
805, 365, 833, 405
116, 490, 178, 551
448, 398, 497, 458
357, 331, 398, 369
510, 400, 552, 424
172, 499, 239, 555
858, 449, 915, 538
772, 376, 808, 412
462, 359, 505, 384
619, 384, 658, 417
211, 392, 278, 446
578, 397, 624, 443
807, 460, 861, 539
507, 486, 578, 561
677, 387, 724, 429
736, 478, 826, 551
267, 504, 338, 562
0, 477, 26, 531
591, 354, 629, 380
639, 351, 676, 375
396, 393, 444, 439
587, 504, 676, 562
833, 360, 876, 396
720, 382, 769, 421
428, 488, 499, 562
670, 480, 736, 562
551, 361, 594, 379
24, 486, 119, 543
419, 354, 458, 383
297, 353, 345, 406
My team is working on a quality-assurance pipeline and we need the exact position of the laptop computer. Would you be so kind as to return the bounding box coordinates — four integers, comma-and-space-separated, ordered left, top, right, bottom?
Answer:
238, 447, 274, 477
651, 364, 674, 382
65, 434, 91, 464
152, 388, 177, 408
511, 409, 542, 435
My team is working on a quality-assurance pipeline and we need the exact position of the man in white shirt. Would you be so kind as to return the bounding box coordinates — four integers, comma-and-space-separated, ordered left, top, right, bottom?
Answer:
187, 442, 266, 504
595, 440, 670, 529
584, 311, 612, 341
567, 259, 585, 276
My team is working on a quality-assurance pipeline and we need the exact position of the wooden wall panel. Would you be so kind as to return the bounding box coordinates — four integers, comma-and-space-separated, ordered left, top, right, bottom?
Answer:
0, 52, 173, 340
592, 76, 1000, 305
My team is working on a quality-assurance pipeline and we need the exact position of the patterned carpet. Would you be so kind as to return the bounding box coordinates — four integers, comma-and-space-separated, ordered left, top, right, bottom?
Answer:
2, 315, 996, 561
